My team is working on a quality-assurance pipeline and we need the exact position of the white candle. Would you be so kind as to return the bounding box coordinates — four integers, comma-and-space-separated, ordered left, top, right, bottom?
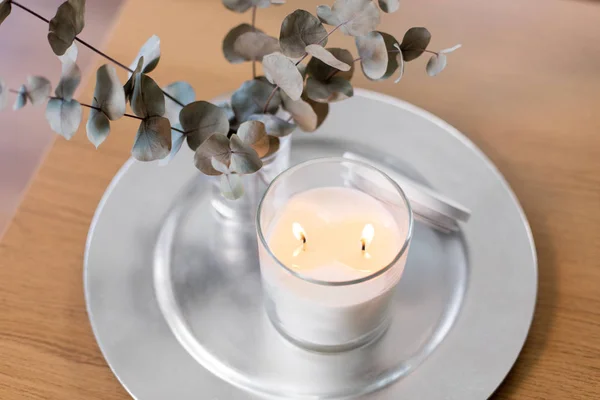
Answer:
259, 186, 410, 351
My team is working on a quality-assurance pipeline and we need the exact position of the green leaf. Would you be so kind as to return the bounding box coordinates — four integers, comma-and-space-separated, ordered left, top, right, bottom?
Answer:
13, 85, 27, 110
131, 73, 165, 118
280, 91, 317, 132
93, 64, 126, 120
233, 31, 281, 62
305, 45, 351, 72
262, 52, 303, 100
180, 101, 230, 151
231, 79, 281, 122
223, 24, 255, 63
220, 174, 244, 200
163, 81, 196, 127
247, 113, 296, 137
132, 116, 171, 161
159, 124, 186, 166
229, 134, 262, 174
55, 62, 81, 101
306, 48, 354, 81
45, 98, 82, 139
129, 35, 161, 74
306, 76, 353, 103
0, 78, 8, 111
237, 120, 269, 157
355, 31, 388, 80
426, 53, 447, 76
86, 108, 110, 148
279, 10, 328, 58
47, 0, 85, 56
0, 0, 11, 27
24, 76, 52, 106
400, 27, 431, 62
321, 0, 380, 37
392, 43, 405, 82
378, 0, 399, 13
194, 133, 232, 175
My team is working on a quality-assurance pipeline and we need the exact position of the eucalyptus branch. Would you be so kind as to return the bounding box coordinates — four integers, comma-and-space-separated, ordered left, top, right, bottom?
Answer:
263, 85, 279, 113
79, 102, 186, 133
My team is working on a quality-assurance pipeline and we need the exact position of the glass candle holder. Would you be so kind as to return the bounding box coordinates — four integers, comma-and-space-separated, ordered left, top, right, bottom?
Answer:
257, 158, 413, 352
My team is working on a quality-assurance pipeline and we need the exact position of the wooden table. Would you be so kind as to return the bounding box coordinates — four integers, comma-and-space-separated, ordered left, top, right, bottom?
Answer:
1, 0, 599, 398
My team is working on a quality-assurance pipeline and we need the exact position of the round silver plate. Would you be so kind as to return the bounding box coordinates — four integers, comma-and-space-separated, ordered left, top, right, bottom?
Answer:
85, 89, 537, 399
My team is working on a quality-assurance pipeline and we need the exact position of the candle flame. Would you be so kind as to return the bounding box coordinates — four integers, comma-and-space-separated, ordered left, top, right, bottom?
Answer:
292, 222, 306, 243
361, 223, 375, 253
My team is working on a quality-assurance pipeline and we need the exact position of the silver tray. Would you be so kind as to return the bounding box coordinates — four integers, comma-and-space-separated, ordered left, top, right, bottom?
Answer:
85, 89, 537, 399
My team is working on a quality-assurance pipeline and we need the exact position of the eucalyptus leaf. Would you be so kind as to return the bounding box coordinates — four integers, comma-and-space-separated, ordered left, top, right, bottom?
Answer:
233, 31, 280, 62
262, 52, 303, 100
47, 0, 85, 56
377, 31, 400, 80
25, 76, 52, 106
305, 45, 351, 71
392, 43, 405, 82
180, 101, 229, 151
231, 79, 281, 122
93, 64, 126, 120
306, 95, 329, 128
211, 157, 231, 174
279, 10, 328, 58
441, 44, 462, 54
13, 85, 27, 110
322, 0, 380, 37
378, 0, 399, 13
194, 133, 232, 175
58, 43, 78, 64
163, 81, 195, 127
159, 124, 185, 165
306, 76, 353, 103
123, 57, 143, 102
400, 27, 431, 62
237, 120, 269, 157
129, 35, 161, 74
0, 78, 8, 111
222, 0, 271, 13
0, 0, 11, 27
220, 174, 244, 200
316, 5, 340, 26
355, 31, 387, 80
426, 53, 447, 76
223, 24, 255, 63
131, 73, 165, 118
280, 91, 317, 132
229, 134, 262, 174
306, 48, 354, 81
216, 101, 235, 122
86, 108, 110, 148
132, 116, 171, 161
55, 61, 81, 101
247, 113, 296, 137
263, 135, 280, 157
45, 98, 82, 140
68, 0, 85, 33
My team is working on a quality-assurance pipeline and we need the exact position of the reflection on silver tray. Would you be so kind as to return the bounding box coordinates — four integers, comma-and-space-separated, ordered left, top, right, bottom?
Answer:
85, 90, 537, 399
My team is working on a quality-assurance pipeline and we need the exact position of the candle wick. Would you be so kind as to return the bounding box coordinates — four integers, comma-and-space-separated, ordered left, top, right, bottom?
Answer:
361, 240, 366, 252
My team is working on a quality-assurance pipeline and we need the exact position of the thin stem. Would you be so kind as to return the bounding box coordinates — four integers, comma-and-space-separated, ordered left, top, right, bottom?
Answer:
251, 6, 257, 79
11, 1, 50, 23
9, 88, 21, 94
263, 85, 279, 113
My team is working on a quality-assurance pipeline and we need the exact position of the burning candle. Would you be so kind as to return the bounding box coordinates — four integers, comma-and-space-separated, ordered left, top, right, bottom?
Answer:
257, 159, 412, 352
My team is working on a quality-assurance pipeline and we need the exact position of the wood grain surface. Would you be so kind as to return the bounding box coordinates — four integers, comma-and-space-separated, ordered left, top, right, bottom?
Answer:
1, 0, 599, 399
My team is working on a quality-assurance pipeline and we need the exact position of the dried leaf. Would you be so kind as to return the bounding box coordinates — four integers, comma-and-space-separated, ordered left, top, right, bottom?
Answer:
237, 120, 269, 157
305, 95, 329, 128
68, 0, 85, 33
400, 27, 431, 62
263, 135, 280, 157
441, 44, 462, 54
163, 81, 195, 127
262, 52, 303, 100
194, 133, 232, 175
223, 24, 255, 63
355, 31, 388, 80
426, 53, 447, 76
132, 116, 171, 161
229, 134, 262, 174
212, 157, 230, 174
180, 101, 230, 151
279, 10, 328, 58
0, 78, 8, 111
323, 0, 380, 37
25, 76, 52, 106
306, 48, 354, 81
13, 85, 27, 110
392, 43, 405, 83
45, 98, 82, 139
93, 64, 126, 120
55, 62, 81, 101
131, 73, 165, 118
159, 124, 186, 166
86, 108, 110, 148
305, 44, 350, 71
280, 91, 317, 132
378, 0, 399, 13
247, 113, 296, 137
231, 79, 281, 122
376, 31, 400, 80
47, 0, 85, 56
129, 35, 161, 74
0, 0, 11, 27
58, 43, 78, 64
233, 31, 280, 62
220, 174, 244, 200
306, 76, 353, 103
